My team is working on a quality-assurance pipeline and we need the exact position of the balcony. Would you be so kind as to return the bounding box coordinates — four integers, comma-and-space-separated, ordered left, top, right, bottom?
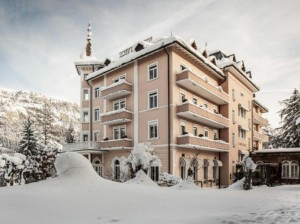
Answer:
253, 113, 268, 126
101, 109, 133, 125
176, 102, 229, 128
177, 135, 229, 152
176, 70, 229, 105
100, 138, 133, 149
253, 131, 269, 142
62, 142, 101, 152
101, 80, 132, 100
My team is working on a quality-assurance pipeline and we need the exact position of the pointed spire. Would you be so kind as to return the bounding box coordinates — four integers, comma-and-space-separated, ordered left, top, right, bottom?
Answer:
85, 22, 93, 57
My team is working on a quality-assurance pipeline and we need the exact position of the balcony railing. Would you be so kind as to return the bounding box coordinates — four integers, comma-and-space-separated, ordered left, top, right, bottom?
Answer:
62, 142, 101, 152
253, 131, 269, 142
177, 135, 229, 151
101, 109, 133, 125
253, 112, 269, 126
176, 70, 229, 105
176, 102, 229, 128
100, 138, 133, 149
101, 80, 132, 100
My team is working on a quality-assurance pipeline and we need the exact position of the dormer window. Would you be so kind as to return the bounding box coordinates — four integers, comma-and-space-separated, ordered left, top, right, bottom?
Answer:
135, 43, 144, 52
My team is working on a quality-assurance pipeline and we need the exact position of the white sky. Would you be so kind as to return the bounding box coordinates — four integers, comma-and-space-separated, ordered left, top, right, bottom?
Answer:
0, 0, 299, 128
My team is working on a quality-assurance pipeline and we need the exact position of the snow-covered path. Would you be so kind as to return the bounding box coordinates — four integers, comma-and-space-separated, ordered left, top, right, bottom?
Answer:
0, 153, 299, 224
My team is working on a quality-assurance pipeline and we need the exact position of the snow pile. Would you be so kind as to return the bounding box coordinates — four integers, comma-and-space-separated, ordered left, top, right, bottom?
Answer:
55, 152, 99, 179
171, 178, 199, 190
243, 156, 257, 171
158, 172, 182, 186
227, 178, 245, 190
125, 170, 158, 187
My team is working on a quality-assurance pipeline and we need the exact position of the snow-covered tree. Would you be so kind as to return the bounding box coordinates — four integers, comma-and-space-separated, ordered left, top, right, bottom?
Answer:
126, 142, 161, 178
19, 117, 38, 157
276, 88, 300, 147
65, 122, 76, 143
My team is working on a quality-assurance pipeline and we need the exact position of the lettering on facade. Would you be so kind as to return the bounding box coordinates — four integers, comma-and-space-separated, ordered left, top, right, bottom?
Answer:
119, 37, 153, 58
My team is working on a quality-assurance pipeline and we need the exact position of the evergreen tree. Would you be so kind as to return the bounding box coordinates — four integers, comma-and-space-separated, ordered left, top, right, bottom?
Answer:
65, 122, 76, 143
277, 88, 300, 147
19, 117, 38, 156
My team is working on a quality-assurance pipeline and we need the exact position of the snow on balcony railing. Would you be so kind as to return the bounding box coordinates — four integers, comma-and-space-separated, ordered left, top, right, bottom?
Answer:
101, 79, 132, 100
62, 142, 101, 152
100, 138, 133, 149
101, 109, 133, 125
176, 69, 229, 105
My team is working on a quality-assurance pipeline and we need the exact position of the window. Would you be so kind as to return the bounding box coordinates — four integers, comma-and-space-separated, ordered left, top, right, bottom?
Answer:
113, 98, 126, 110
113, 126, 126, 139
282, 161, 299, 179
232, 89, 235, 101
191, 159, 198, 180
114, 160, 120, 180
149, 120, 158, 139
94, 87, 100, 99
83, 134, 88, 142
149, 90, 158, 109
239, 106, 247, 118
94, 108, 100, 121
180, 64, 187, 71
192, 98, 197, 105
92, 159, 102, 176
150, 166, 159, 181
232, 110, 236, 124
213, 166, 219, 179
213, 130, 219, 140
238, 126, 246, 139
149, 64, 158, 80
193, 126, 198, 136
204, 127, 209, 138
232, 133, 236, 147
180, 121, 186, 135
179, 158, 186, 180
94, 132, 100, 142
203, 102, 208, 109
83, 111, 89, 123
83, 89, 89, 100
180, 92, 186, 103
204, 166, 208, 179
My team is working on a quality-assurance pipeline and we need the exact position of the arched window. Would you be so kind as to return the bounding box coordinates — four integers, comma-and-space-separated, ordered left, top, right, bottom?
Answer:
92, 158, 102, 176
191, 159, 203, 180
114, 160, 120, 181
179, 158, 186, 180
213, 160, 223, 179
203, 159, 209, 180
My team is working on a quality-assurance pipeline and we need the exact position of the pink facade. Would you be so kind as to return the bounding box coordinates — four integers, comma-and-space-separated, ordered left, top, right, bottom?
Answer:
72, 31, 269, 187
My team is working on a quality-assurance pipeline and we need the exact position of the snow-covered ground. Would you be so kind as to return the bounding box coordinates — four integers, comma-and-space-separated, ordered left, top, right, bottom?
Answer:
0, 153, 299, 224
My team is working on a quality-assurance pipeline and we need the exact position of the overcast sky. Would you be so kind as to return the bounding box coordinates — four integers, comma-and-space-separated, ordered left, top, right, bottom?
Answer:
0, 0, 299, 128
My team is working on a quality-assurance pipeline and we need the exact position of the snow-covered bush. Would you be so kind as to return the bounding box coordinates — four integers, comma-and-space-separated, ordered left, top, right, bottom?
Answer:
126, 142, 161, 178
158, 172, 182, 187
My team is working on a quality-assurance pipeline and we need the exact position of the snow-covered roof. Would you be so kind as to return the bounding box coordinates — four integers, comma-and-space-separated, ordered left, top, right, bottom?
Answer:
253, 99, 269, 113
86, 35, 225, 81
253, 148, 300, 154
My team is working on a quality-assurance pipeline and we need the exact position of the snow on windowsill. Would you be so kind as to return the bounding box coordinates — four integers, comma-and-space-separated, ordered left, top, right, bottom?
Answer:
101, 79, 132, 91
101, 108, 132, 116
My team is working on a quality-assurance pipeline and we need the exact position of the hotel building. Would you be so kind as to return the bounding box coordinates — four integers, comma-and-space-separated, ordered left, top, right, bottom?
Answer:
68, 24, 269, 187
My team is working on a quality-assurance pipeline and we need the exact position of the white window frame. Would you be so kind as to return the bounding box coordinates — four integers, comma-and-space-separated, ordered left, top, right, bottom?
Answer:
213, 130, 219, 140
92, 158, 103, 176
94, 107, 100, 122
82, 109, 89, 123
282, 161, 299, 179
113, 125, 126, 139
180, 89, 186, 103
113, 159, 121, 181
113, 98, 126, 111
204, 127, 209, 138
83, 88, 89, 101
148, 62, 158, 81
148, 89, 158, 109
180, 120, 186, 135
193, 125, 198, 136
94, 86, 100, 99
93, 131, 100, 142
82, 131, 89, 142
148, 120, 158, 139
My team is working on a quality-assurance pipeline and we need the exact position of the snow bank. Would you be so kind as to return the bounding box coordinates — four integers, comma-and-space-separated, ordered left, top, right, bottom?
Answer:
171, 178, 199, 190
125, 170, 158, 187
227, 178, 244, 190
55, 152, 99, 179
